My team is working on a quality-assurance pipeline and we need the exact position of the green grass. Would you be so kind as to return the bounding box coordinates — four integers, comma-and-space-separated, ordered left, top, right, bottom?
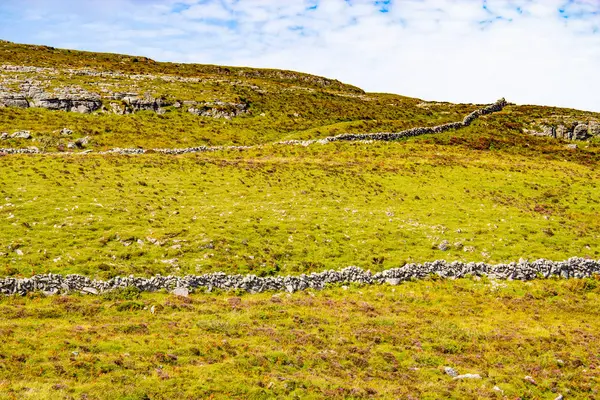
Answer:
1, 278, 599, 399
1, 127, 599, 278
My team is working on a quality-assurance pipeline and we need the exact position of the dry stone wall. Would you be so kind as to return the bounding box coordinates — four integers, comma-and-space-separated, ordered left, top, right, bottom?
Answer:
1, 258, 598, 296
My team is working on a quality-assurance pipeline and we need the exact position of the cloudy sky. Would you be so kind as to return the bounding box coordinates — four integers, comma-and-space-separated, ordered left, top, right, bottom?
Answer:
0, 0, 599, 111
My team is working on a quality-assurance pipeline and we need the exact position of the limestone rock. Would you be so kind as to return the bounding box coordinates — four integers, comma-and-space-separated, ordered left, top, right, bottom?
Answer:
11, 131, 32, 139
171, 287, 189, 297
572, 123, 590, 140
0, 93, 29, 108
453, 373, 481, 380
589, 121, 600, 137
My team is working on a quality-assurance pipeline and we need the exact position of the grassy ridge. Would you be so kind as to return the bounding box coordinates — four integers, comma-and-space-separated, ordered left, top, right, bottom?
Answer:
1, 278, 599, 399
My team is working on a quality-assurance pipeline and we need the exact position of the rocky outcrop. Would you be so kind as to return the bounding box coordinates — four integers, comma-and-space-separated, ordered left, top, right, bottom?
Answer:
188, 101, 248, 119
30, 95, 102, 113
1, 257, 598, 296
0, 93, 29, 108
530, 121, 599, 141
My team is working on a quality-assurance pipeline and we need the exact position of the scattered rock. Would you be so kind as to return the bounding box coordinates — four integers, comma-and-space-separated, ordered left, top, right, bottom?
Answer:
75, 136, 90, 148
524, 375, 537, 385
0, 132, 8, 140
10, 131, 32, 139
438, 240, 450, 251
444, 366, 458, 377
554, 394, 564, 400
386, 278, 401, 286
60, 128, 73, 136
171, 287, 189, 297
566, 144, 577, 150
81, 287, 99, 295
453, 373, 481, 380
492, 386, 503, 394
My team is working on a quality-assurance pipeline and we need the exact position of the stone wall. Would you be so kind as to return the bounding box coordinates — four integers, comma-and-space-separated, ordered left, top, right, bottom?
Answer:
279, 98, 508, 146
1, 257, 598, 296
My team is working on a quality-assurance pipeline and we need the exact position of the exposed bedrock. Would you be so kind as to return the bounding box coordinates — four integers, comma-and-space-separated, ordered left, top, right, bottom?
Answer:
1, 258, 598, 296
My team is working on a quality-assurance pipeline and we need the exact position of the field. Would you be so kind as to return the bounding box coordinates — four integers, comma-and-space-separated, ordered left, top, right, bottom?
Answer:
1, 40, 600, 399
1, 278, 600, 399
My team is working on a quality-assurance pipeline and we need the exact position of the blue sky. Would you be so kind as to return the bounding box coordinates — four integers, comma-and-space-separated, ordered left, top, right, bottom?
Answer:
0, 0, 599, 111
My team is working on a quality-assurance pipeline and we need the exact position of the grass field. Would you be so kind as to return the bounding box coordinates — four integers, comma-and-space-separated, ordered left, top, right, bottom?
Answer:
2, 130, 599, 279
1, 278, 599, 399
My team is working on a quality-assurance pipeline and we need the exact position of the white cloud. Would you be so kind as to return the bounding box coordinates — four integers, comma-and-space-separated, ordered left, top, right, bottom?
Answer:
0, 0, 599, 111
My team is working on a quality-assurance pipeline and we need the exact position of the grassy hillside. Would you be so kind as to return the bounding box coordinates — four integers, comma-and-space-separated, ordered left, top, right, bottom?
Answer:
1, 41, 600, 399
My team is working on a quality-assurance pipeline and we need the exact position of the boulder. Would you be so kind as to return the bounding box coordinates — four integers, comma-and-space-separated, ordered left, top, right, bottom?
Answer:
589, 121, 600, 137
11, 131, 32, 139
572, 123, 590, 140
0, 93, 29, 108
74, 136, 90, 148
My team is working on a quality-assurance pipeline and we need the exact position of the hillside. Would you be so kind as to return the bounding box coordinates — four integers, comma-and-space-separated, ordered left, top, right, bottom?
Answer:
1, 41, 600, 399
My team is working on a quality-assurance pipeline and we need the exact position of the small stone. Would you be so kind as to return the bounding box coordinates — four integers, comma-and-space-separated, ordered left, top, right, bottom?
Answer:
444, 366, 458, 377
0, 132, 8, 140
566, 144, 577, 150
453, 373, 481, 380
60, 128, 73, 136
171, 287, 189, 297
554, 395, 564, 400
524, 375, 537, 385
492, 386, 503, 394
10, 130, 32, 139
14, 249, 23, 256
438, 240, 450, 251
386, 278, 401, 286
81, 287, 98, 295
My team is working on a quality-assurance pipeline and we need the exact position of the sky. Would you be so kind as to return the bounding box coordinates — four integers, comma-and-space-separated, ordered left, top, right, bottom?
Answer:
0, 0, 599, 111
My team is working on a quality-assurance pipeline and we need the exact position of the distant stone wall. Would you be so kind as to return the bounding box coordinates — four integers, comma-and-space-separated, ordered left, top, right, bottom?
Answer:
279, 98, 508, 146
0, 257, 597, 296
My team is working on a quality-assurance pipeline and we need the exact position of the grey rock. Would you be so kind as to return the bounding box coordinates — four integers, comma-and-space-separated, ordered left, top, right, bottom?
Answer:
0, 93, 29, 108
453, 373, 481, 380
572, 123, 590, 140
438, 240, 450, 251
589, 121, 600, 137
171, 287, 189, 297
0, 132, 8, 140
82, 287, 99, 295
75, 136, 90, 148
386, 278, 401, 286
60, 128, 73, 136
554, 395, 564, 400
11, 131, 32, 139
444, 366, 458, 377
566, 144, 577, 150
